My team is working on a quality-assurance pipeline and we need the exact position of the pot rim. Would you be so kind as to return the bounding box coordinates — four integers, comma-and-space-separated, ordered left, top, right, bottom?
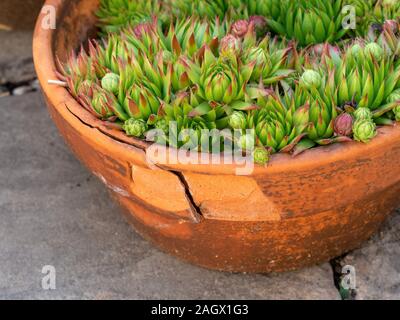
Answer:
33, 0, 400, 176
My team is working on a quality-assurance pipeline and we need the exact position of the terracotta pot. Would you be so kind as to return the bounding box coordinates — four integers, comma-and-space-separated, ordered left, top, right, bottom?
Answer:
33, 0, 400, 273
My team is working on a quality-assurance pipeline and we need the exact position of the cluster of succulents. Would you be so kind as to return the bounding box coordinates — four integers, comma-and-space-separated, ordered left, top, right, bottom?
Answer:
59, 0, 400, 165
96, 0, 248, 34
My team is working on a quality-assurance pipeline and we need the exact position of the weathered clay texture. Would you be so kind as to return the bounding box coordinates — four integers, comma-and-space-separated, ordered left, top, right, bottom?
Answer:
33, 0, 400, 272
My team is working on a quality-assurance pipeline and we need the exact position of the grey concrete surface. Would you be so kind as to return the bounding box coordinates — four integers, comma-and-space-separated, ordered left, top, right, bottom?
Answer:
0, 92, 340, 300
0, 31, 36, 85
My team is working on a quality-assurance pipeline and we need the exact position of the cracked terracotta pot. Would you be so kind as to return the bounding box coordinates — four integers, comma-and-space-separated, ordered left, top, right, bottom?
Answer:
33, 0, 400, 272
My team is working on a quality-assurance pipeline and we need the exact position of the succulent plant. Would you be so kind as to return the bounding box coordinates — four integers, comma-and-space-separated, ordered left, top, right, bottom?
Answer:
219, 34, 242, 58
386, 89, 400, 120
168, 0, 247, 22
253, 147, 270, 165
349, 0, 400, 36
61, 0, 400, 161
248, 92, 309, 152
354, 107, 373, 120
343, 0, 376, 36
96, 0, 248, 34
247, 0, 285, 21
353, 119, 377, 142
306, 95, 340, 144
345, 0, 376, 19
300, 70, 322, 90
230, 20, 250, 38
238, 133, 256, 152
242, 36, 294, 85
229, 111, 247, 130
96, 0, 166, 34
334, 113, 354, 137
316, 41, 400, 114
366, 21, 400, 56
78, 84, 120, 120
248, 16, 268, 38
160, 91, 229, 150
123, 118, 148, 137
383, 19, 399, 33
290, 71, 353, 145
157, 17, 229, 59
364, 42, 384, 60
371, 0, 400, 24
265, 0, 349, 46
394, 105, 400, 121
101, 72, 120, 94
183, 47, 256, 107
387, 89, 400, 103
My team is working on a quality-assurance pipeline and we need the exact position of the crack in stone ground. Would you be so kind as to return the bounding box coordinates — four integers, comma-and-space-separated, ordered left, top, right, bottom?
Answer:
0, 77, 38, 97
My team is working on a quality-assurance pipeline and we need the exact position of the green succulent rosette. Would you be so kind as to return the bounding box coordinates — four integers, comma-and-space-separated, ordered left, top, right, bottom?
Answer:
300, 70, 323, 90
184, 47, 255, 107
96, 0, 166, 34
160, 91, 229, 151
123, 119, 148, 137
242, 37, 294, 85
248, 92, 309, 152
265, 0, 349, 46
354, 107, 373, 120
101, 72, 120, 94
353, 119, 377, 142
229, 111, 248, 130
252, 147, 270, 165
246, 0, 284, 21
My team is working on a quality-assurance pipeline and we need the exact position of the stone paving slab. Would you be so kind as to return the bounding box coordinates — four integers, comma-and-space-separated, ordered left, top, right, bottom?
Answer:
341, 210, 400, 300
0, 92, 340, 300
0, 31, 36, 85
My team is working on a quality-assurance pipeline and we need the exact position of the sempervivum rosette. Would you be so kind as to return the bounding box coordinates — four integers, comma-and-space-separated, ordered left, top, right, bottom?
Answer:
183, 47, 256, 110
330, 42, 400, 120
242, 36, 294, 85
157, 17, 229, 59
159, 91, 229, 150
247, 0, 286, 21
96, 0, 166, 34
247, 92, 310, 153
265, 0, 349, 46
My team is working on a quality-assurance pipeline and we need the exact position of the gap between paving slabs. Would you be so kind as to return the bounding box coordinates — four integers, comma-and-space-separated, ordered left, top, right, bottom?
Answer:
0, 78, 39, 98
